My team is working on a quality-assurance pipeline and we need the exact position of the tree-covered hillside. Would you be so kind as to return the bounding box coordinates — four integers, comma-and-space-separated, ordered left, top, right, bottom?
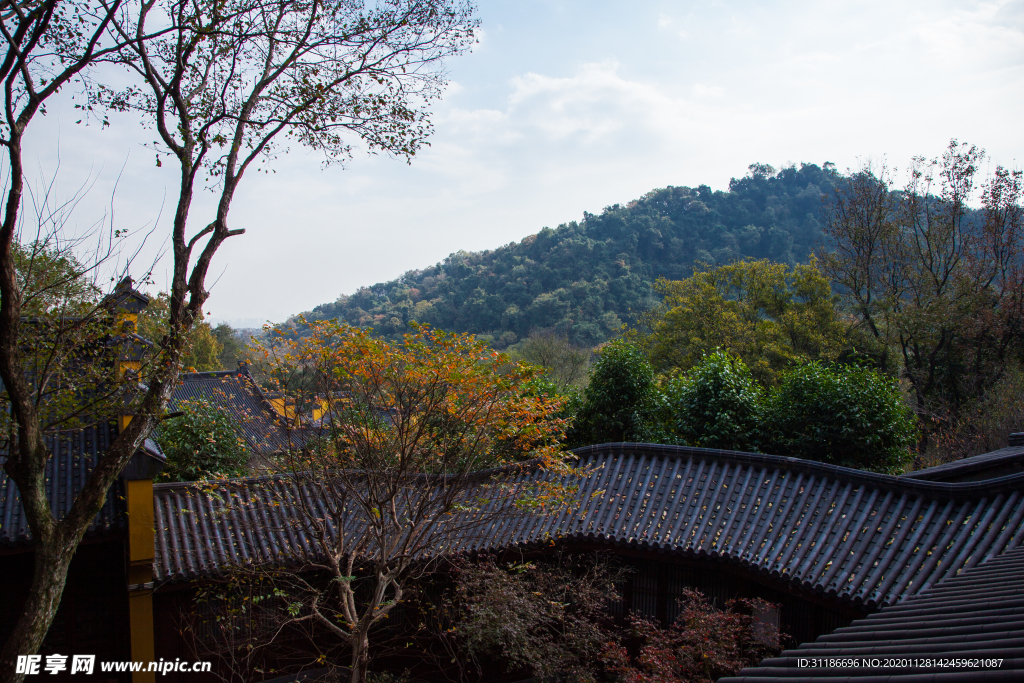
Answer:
297, 162, 836, 347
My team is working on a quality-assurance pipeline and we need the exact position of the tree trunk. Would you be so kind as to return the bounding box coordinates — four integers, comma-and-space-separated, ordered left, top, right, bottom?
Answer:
0, 529, 77, 683
348, 628, 370, 683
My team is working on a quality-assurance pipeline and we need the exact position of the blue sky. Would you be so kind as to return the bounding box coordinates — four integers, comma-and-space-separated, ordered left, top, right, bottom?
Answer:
23, 0, 1024, 326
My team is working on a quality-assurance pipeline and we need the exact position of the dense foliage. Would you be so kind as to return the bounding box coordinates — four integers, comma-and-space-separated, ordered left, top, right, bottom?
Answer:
297, 163, 836, 347
448, 555, 622, 682
566, 347, 915, 473
213, 323, 248, 370
258, 319, 571, 473
663, 350, 762, 452
635, 259, 846, 385
1, 248, 127, 437
155, 399, 249, 482
5, 241, 101, 316
440, 554, 781, 683
760, 362, 917, 473
600, 590, 781, 683
567, 340, 656, 447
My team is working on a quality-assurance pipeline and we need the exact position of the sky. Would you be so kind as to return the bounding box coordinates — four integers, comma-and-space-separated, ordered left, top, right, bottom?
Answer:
20, 0, 1024, 327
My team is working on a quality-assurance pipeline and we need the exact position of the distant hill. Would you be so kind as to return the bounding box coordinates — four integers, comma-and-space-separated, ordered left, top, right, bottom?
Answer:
294, 162, 836, 348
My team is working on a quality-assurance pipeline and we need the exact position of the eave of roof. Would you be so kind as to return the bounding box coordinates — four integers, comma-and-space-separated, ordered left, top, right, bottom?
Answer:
901, 445, 1024, 482
151, 443, 1024, 613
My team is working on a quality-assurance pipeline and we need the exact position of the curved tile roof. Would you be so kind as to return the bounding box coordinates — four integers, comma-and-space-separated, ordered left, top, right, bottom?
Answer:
171, 370, 295, 454
901, 444, 1024, 482
719, 544, 1024, 681
153, 443, 1024, 610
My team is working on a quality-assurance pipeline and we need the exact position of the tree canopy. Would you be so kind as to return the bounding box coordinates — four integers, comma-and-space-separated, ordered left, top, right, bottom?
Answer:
760, 362, 917, 473
566, 340, 656, 448
296, 163, 837, 347
4, 241, 101, 316
663, 350, 762, 452
565, 346, 915, 474
634, 259, 847, 385
155, 399, 249, 482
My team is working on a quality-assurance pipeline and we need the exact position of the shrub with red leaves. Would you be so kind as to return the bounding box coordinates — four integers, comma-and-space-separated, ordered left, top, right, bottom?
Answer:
600, 589, 782, 683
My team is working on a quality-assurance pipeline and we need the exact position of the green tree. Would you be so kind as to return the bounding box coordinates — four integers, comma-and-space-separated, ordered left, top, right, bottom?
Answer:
1, 0, 478, 672
213, 323, 247, 370
635, 259, 847, 385
664, 350, 762, 452
6, 241, 102, 316
155, 399, 249, 482
760, 362, 916, 473
568, 340, 656, 447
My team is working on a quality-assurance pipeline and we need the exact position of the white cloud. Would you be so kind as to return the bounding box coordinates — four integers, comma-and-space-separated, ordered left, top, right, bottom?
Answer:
691, 83, 725, 99
443, 80, 466, 96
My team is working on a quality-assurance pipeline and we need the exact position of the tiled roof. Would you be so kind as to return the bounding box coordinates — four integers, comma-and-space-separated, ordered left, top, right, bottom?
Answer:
1, 423, 126, 545
719, 544, 1024, 682
901, 445, 1024, 483
170, 369, 295, 455
152, 443, 1024, 612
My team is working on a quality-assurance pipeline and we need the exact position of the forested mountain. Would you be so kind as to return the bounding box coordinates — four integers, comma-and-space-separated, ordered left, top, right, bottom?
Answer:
296, 162, 836, 347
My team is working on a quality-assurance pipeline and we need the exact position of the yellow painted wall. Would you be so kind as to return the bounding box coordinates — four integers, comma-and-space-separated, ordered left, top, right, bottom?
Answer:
125, 479, 156, 683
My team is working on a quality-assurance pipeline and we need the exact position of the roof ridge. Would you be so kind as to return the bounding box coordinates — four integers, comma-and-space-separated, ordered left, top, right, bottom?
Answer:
573, 443, 1024, 499
178, 370, 241, 380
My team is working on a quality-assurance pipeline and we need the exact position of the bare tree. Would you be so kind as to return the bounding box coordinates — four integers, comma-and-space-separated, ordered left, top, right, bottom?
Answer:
817, 161, 900, 370
513, 328, 591, 392
818, 141, 1024, 458
0, 0, 478, 677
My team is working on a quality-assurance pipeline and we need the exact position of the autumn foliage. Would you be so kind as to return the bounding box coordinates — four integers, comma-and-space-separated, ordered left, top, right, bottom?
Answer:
259, 318, 570, 475
435, 556, 782, 683
600, 589, 781, 683
235, 319, 573, 683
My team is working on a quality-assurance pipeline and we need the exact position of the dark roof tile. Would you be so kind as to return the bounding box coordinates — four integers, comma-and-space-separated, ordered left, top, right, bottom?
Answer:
151, 443, 1024, 616
901, 446, 1024, 483
170, 369, 295, 455
1, 423, 126, 545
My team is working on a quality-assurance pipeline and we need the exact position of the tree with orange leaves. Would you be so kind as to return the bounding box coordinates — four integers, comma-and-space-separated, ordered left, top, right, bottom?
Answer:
209, 319, 572, 683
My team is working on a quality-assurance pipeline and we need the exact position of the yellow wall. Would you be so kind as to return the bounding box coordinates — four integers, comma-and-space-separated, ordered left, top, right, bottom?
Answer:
117, 311, 139, 333
125, 479, 156, 683
269, 396, 298, 421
